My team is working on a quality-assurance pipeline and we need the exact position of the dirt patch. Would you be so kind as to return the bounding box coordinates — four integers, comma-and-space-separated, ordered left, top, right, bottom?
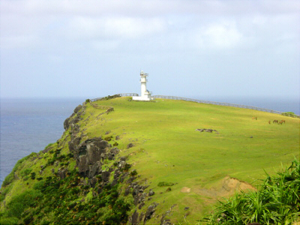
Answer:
181, 187, 191, 193
194, 176, 256, 199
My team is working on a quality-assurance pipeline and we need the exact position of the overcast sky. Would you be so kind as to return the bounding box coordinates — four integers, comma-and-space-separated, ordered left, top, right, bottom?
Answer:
1, 0, 299, 101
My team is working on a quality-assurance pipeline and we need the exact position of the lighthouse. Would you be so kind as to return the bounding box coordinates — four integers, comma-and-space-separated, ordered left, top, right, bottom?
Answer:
132, 71, 153, 101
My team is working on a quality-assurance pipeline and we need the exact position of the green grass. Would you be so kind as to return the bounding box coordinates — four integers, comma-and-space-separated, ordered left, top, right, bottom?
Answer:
79, 97, 300, 223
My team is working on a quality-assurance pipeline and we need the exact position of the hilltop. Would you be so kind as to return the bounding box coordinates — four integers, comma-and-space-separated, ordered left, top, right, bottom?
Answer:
0, 96, 299, 224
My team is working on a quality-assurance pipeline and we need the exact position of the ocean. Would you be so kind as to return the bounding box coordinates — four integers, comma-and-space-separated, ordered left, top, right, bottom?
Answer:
0, 97, 299, 186
0, 98, 84, 186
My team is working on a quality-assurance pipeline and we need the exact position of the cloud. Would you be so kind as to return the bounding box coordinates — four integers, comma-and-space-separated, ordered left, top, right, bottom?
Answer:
67, 16, 166, 40
1, 0, 299, 51
192, 22, 243, 49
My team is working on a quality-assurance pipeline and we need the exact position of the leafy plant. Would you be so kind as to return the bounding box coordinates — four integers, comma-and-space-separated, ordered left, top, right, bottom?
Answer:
20, 168, 32, 178
202, 159, 300, 224
158, 181, 175, 187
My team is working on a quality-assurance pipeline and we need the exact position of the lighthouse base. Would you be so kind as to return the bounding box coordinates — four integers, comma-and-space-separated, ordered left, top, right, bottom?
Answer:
132, 96, 153, 101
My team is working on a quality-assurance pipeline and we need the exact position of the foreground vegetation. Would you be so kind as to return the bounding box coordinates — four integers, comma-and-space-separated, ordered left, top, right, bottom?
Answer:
203, 159, 300, 224
1, 96, 299, 224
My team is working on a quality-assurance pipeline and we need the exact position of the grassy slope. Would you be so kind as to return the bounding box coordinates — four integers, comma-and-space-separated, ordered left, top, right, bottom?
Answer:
1, 96, 299, 224
82, 97, 299, 223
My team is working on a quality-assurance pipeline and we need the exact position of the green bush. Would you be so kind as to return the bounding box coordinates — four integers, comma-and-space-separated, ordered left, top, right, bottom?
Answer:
130, 170, 138, 177
281, 112, 297, 117
6, 190, 42, 219
157, 181, 175, 187
0, 216, 19, 225
2, 173, 15, 188
2, 153, 37, 187
20, 168, 32, 178
0, 184, 13, 201
33, 180, 45, 190
104, 136, 113, 141
30, 172, 36, 180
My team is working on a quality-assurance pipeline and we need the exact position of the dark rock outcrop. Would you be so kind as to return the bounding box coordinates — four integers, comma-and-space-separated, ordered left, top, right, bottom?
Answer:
144, 203, 158, 222
196, 128, 219, 134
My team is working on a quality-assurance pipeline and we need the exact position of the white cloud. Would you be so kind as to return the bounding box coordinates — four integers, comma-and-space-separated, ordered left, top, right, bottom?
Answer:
197, 22, 243, 49
1, 0, 299, 51
67, 16, 166, 40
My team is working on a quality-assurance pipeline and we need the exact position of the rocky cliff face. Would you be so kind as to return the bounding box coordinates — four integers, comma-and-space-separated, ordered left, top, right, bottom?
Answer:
63, 103, 160, 225
0, 100, 159, 225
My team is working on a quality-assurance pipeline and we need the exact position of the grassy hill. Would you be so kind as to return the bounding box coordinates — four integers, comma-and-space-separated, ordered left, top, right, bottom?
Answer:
1, 96, 299, 224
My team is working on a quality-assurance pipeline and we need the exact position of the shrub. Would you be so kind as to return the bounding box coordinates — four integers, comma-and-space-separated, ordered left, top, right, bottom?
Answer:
1, 153, 36, 186
30, 172, 36, 180
0, 184, 13, 201
281, 112, 297, 117
2, 173, 15, 187
33, 180, 45, 190
157, 182, 175, 187
203, 159, 300, 224
130, 170, 138, 177
6, 190, 42, 218
104, 136, 113, 141
0, 216, 19, 225
20, 168, 32, 178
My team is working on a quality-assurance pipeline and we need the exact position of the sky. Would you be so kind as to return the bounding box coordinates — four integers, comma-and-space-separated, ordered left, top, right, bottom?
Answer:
1, 0, 299, 101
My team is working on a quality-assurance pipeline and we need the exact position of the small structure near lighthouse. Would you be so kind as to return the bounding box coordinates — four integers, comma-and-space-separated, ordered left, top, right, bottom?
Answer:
132, 71, 154, 101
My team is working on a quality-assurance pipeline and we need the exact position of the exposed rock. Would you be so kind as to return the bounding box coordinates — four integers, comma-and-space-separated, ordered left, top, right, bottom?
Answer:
54, 161, 59, 167
102, 171, 110, 183
89, 177, 97, 187
196, 128, 219, 134
68, 137, 81, 155
149, 189, 155, 196
63, 117, 71, 130
74, 105, 83, 114
110, 147, 120, 155
78, 155, 88, 176
88, 161, 102, 178
139, 213, 145, 224
144, 203, 158, 223
138, 202, 145, 209
106, 107, 114, 114
127, 143, 134, 149
71, 137, 111, 177
118, 160, 127, 169
124, 187, 131, 196
57, 168, 68, 179
161, 219, 172, 225
131, 210, 139, 225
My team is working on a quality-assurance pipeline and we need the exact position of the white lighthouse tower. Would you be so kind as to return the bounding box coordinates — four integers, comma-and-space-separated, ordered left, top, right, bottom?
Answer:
132, 71, 153, 101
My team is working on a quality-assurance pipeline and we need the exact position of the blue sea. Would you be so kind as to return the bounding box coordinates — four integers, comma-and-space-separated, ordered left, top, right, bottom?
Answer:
0, 97, 299, 186
0, 98, 84, 186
